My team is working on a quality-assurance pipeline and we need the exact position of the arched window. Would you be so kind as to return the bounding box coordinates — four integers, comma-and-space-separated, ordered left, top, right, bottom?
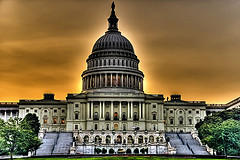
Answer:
84, 135, 89, 143
138, 136, 143, 144
95, 135, 100, 143
128, 135, 133, 144
43, 116, 47, 124
106, 135, 111, 144
149, 136, 154, 143
117, 135, 122, 144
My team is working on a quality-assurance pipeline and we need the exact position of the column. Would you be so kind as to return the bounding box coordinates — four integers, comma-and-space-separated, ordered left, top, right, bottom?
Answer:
91, 101, 94, 119
119, 101, 122, 120
116, 73, 118, 87
100, 101, 102, 119
146, 103, 149, 120
100, 74, 102, 87
143, 103, 145, 119
86, 77, 89, 89
126, 75, 129, 87
127, 102, 130, 119
4, 111, 7, 122
139, 102, 142, 119
90, 76, 92, 88
135, 76, 137, 89
103, 101, 105, 119
160, 104, 163, 120
10, 111, 13, 117
79, 103, 82, 120
121, 74, 124, 87
111, 101, 113, 120
131, 102, 133, 119
87, 102, 90, 119
105, 73, 107, 87
95, 75, 97, 88
110, 74, 113, 87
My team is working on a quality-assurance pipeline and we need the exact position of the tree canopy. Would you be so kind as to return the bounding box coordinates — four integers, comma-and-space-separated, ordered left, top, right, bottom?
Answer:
196, 108, 240, 156
0, 117, 41, 159
22, 113, 41, 136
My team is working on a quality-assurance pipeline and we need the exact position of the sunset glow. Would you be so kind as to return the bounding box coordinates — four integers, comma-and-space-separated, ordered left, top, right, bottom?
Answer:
1, 0, 240, 103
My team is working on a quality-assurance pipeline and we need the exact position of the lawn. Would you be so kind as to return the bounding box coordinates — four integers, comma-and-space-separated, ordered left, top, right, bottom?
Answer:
23, 157, 228, 160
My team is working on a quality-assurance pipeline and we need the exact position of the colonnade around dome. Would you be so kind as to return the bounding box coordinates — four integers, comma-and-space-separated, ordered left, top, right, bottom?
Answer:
82, 73, 143, 91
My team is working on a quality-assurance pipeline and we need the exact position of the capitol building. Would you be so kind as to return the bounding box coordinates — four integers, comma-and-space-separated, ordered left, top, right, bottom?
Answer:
1, 2, 239, 155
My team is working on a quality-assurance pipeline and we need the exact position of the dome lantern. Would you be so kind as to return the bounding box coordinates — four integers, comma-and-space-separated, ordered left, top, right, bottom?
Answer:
107, 2, 119, 32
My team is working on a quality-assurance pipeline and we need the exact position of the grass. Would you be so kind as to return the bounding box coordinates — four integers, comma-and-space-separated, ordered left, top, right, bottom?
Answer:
22, 157, 228, 160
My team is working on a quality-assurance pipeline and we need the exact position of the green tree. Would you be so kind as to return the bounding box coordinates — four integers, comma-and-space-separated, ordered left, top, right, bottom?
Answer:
22, 113, 40, 136
196, 108, 240, 156
213, 119, 240, 156
0, 117, 41, 159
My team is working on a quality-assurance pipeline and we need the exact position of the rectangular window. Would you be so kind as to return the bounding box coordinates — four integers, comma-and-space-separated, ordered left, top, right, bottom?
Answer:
189, 119, 192, 125
196, 111, 199, 114
61, 118, 65, 124
188, 110, 192, 114
53, 118, 57, 124
75, 125, 78, 130
153, 105, 156, 108
62, 110, 65, 113
153, 113, 156, 120
26, 109, 29, 113
170, 119, 174, 124
95, 124, 98, 130
34, 110, 37, 113
54, 109, 57, 113
170, 110, 173, 114
75, 104, 79, 108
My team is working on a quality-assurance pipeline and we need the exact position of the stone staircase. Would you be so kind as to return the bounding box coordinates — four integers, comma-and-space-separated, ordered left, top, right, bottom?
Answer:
36, 132, 73, 156
166, 133, 209, 155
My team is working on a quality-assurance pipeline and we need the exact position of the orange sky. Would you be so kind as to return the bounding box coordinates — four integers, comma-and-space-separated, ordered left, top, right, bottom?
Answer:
0, 0, 240, 104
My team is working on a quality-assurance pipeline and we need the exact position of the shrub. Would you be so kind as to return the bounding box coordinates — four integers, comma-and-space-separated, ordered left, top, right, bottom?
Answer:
109, 148, 114, 154
145, 148, 148, 154
140, 148, 145, 154
134, 148, 139, 154
95, 148, 101, 154
102, 148, 107, 154
126, 148, 131, 154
